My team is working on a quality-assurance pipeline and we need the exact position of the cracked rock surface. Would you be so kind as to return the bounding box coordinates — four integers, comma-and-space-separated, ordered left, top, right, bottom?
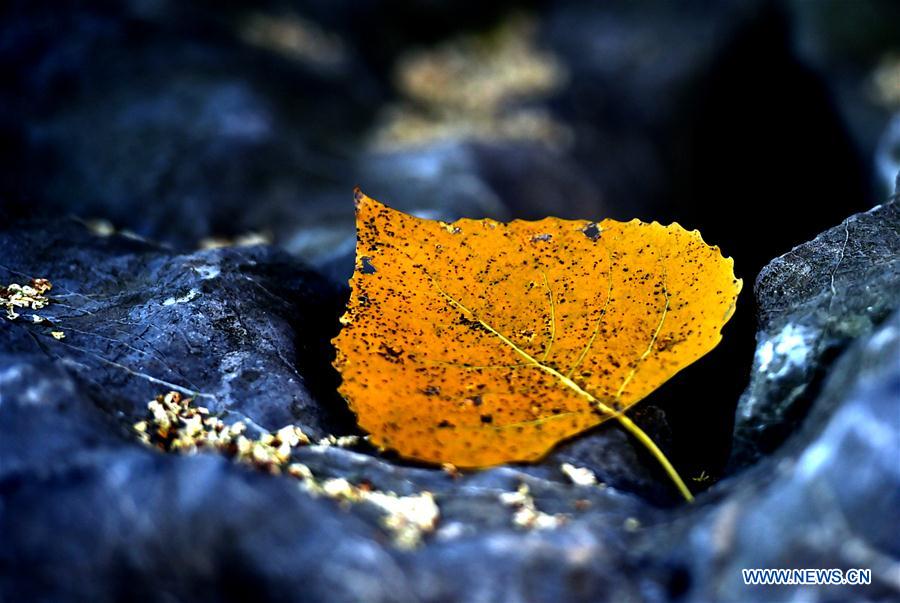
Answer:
730, 200, 900, 469
0, 218, 350, 439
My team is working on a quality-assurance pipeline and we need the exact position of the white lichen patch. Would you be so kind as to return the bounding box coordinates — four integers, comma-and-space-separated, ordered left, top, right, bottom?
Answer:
369, 490, 440, 549
314, 434, 362, 448
560, 463, 597, 486
162, 289, 200, 306
302, 477, 439, 549
755, 323, 815, 379
84, 219, 116, 237
192, 264, 221, 281
500, 483, 567, 530
1, 278, 53, 321
136, 391, 310, 472
135, 392, 439, 548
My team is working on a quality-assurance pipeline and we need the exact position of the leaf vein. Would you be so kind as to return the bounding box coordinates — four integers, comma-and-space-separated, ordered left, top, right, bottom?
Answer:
421, 268, 618, 418
566, 243, 614, 378
614, 264, 670, 401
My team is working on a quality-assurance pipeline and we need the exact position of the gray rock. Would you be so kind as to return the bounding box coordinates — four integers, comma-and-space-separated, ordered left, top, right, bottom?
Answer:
0, 218, 351, 438
0, 0, 383, 245
0, 346, 657, 603
2, 203, 899, 602
658, 309, 900, 603
0, 212, 674, 601
0, 450, 413, 603
0, 355, 127, 477
0, 215, 679, 502
0, 3, 897, 601
730, 200, 900, 468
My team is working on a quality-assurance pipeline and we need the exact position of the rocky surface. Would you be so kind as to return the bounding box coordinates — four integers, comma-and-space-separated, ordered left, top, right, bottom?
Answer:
3, 0, 882, 487
658, 308, 900, 603
730, 200, 900, 469
0, 218, 351, 439
0, 221, 662, 601
2, 2, 900, 601
3, 195, 900, 602
0, 217, 675, 501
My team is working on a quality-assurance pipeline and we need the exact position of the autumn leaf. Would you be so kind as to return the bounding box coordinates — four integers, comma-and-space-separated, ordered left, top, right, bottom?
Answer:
333, 190, 741, 500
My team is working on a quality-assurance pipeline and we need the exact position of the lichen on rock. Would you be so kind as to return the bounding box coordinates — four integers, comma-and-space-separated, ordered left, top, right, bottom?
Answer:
134, 391, 440, 549
1, 278, 52, 321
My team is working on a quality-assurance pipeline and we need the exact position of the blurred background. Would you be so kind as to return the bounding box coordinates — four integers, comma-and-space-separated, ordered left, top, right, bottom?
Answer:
1, 0, 898, 480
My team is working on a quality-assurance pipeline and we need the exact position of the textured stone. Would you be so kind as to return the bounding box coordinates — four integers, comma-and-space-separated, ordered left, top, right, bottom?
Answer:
1, 3, 898, 601
730, 200, 900, 468
0, 450, 413, 603
657, 309, 900, 602
0, 218, 351, 439
2, 193, 899, 603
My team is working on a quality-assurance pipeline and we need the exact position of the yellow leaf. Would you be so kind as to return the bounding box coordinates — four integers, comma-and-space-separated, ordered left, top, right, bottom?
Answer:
333, 190, 741, 500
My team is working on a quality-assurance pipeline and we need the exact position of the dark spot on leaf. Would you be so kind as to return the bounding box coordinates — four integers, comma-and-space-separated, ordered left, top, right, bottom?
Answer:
458, 315, 489, 333
360, 257, 377, 274
582, 223, 601, 241
378, 341, 404, 363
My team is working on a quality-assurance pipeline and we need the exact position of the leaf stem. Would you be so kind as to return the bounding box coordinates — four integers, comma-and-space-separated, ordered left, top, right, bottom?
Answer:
613, 412, 694, 503
430, 276, 694, 502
